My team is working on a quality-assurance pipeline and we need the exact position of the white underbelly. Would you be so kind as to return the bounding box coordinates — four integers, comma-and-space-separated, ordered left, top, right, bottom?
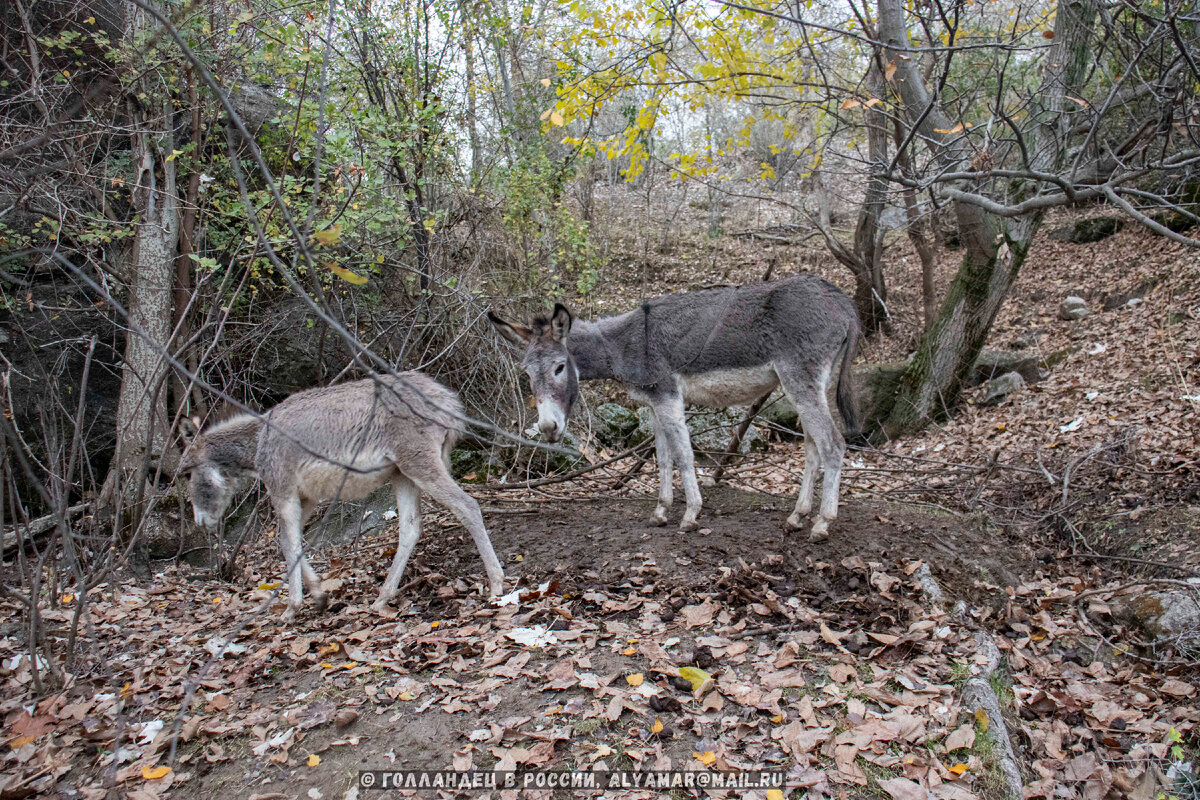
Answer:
680, 366, 779, 408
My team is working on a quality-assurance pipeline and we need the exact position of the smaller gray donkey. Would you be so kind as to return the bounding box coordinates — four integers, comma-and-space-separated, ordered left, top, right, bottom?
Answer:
180, 372, 505, 621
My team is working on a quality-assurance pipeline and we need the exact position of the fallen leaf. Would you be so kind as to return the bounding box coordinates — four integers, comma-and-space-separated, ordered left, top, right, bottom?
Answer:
142, 766, 171, 780
678, 666, 712, 692
626, 673, 644, 687
974, 709, 989, 732
307, 753, 320, 767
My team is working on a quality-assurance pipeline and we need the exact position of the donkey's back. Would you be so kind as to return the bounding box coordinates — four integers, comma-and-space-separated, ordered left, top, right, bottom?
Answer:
257, 371, 464, 499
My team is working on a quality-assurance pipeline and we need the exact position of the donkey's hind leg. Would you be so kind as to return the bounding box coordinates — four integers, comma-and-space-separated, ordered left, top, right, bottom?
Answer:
410, 467, 505, 597
372, 475, 421, 613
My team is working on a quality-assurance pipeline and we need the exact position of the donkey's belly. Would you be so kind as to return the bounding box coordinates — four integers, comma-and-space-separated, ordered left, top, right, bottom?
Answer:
680, 366, 779, 407
298, 456, 395, 501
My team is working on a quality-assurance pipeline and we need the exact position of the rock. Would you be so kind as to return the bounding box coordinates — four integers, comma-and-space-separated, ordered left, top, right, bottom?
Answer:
758, 391, 800, 438
1116, 584, 1200, 644
982, 371, 1026, 405
685, 408, 763, 458
633, 406, 762, 458
972, 348, 1046, 386
1048, 216, 1124, 244
449, 448, 488, 482
1058, 296, 1090, 320
587, 402, 640, 446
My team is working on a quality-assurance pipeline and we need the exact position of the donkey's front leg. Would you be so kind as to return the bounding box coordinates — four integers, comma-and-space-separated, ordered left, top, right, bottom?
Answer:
653, 397, 702, 531
298, 498, 328, 612
276, 495, 307, 623
650, 416, 674, 527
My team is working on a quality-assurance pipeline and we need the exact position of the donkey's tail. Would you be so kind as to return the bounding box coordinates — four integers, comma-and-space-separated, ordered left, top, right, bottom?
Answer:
835, 320, 861, 439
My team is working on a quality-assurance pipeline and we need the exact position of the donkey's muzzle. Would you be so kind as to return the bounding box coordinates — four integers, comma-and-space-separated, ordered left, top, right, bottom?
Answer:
538, 421, 563, 442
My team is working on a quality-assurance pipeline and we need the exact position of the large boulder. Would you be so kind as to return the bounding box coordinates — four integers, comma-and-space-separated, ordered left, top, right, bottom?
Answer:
973, 348, 1046, 386
632, 405, 762, 458
1115, 584, 1200, 646
982, 371, 1026, 405
1048, 216, 1124, 244
1058, 296, 1090, 320
587, 402, 641, 447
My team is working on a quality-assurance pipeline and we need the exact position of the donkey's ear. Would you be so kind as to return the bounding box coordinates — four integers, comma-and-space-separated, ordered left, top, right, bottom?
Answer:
179, 416, 201, 443
549, 303, 573, 343
488, 310, 533, 346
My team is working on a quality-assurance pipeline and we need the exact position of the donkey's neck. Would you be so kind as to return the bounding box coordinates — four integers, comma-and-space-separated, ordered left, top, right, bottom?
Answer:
568, 319, 617, 381
204, 413, 264, 470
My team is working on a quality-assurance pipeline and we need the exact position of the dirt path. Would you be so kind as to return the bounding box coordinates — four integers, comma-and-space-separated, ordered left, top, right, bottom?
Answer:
6, 490, 1189, 800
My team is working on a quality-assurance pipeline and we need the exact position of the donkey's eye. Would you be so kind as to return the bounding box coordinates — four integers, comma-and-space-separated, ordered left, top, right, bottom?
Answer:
554, 364, 566, 377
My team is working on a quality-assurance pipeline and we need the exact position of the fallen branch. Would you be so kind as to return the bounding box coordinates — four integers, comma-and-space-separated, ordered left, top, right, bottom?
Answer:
489, 440, 654, 491
2, 503, 89, 554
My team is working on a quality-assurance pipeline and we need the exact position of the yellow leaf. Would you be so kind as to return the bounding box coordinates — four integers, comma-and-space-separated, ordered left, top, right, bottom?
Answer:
693, 750, 716, 766
514, 554, 524, 562
60, 594, 75, 603
431, 621, 440, 628
10, 735, 35, 748
840, 98, 861, 110
975, 708, 989, 732
771, 714, 783, 723
934, 123, 965, 134
885, 60, 897, 81
767, 790, 785, 800
948, 762, 969, 776
312, 224, 341, 246
539, 108, 552, 121
85, 16, 96, 24
651, 718, 663, 734
317, 642, 340, 657
307, 754, 320, 767
142, 765, 171, 780
626, 673, 644, 687
397, 689, 415, 701
549, 111, 565, 126
327, 263, 368, 286
865, 98, 882, 107
679, 666, 712, 692
256, 582, 280, 591
540, 78, 551, 86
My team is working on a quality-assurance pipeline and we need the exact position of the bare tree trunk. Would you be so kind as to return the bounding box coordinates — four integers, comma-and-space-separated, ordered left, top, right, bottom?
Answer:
851, 57, 890, 334
106, 90, 179, 502
891, 119, 937, 332
870, 0, 1098, 436
171, 67, 203, 420
460, 1, 482, 185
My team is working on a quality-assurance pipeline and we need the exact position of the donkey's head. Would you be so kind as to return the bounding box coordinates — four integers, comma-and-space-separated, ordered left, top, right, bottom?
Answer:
488, 304, 578, 443
178, 417, 258, 527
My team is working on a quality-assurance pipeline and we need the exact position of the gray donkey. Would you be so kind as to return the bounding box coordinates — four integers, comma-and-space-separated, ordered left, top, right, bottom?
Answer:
180, 372, 505, 620
489, 275, 860, 541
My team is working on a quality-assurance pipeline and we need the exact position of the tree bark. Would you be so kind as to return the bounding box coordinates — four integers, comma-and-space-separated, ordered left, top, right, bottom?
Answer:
105, 93, 179, 502
850, 57, 890, 335
461, 4, 482, 186
870, 0, 1098, 436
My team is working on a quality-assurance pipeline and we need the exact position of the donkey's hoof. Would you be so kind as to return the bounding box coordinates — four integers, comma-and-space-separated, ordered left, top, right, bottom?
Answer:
650, 510, 669, 527
281, 607, 299, 625
369, 599, 392, 615
679, 518, 700, 533
808, 518, 830, 543
312, 593, 329, 613
488, 580, 505, 597
785, 513, 803, 531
